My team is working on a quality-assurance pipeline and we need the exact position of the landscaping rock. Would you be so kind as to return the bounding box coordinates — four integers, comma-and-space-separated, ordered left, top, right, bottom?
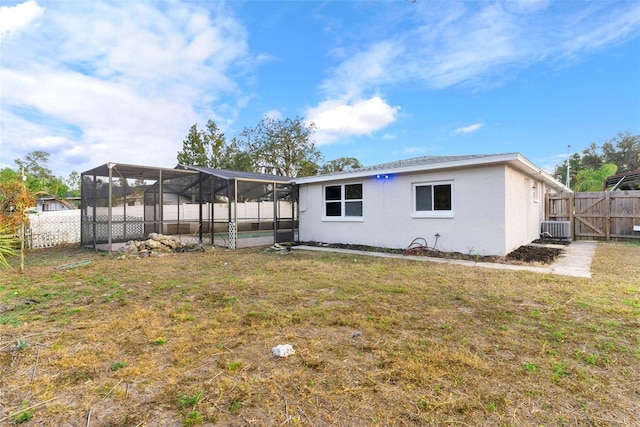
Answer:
118, 233, 201, 258
272, 344, 295, 358
145, 239, 163, 249
122, 241, 138, 254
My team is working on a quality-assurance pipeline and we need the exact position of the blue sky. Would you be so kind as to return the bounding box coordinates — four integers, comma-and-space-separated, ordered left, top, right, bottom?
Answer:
1, 0, 639, 179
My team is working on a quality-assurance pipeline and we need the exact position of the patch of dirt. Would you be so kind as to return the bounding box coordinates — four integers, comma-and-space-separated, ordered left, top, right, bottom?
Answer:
298, 240, 567, 265
505, 245, 563, 263
531, 238, 572, 246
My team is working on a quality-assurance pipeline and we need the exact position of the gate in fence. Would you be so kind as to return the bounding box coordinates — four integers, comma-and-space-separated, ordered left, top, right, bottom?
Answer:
545, 191, 640, 241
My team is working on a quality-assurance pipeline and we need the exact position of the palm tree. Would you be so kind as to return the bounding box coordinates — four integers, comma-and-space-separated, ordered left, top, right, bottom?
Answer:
0, 224, 18, 269
574, 163, 618, 192
0, 180, 35, 271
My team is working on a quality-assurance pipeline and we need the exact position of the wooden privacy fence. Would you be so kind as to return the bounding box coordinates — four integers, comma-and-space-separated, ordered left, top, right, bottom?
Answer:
546, 191, 640, 241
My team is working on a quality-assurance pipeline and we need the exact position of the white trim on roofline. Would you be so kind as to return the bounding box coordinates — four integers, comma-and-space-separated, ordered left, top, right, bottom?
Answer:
295, 152, 571, 194
509, 153, 572, 193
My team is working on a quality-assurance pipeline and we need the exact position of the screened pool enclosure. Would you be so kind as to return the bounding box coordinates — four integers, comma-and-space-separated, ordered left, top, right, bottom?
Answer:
81, 163, 297, 252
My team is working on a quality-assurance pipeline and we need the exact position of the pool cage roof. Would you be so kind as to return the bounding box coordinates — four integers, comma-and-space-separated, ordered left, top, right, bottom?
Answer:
81, 162, 297, 253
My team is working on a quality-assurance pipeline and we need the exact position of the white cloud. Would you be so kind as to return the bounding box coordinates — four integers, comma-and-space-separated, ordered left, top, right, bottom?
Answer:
0, 1, 253, 176
0, 0, 43, 38
318, 1, 640, 98
2, 66, 197, 171
455, 122, 485, 134
320, 42, 400, 100
556, 4, 640, 59
306, 96, 399, 145
2, 0, 639, 176
30, 135, 74, 151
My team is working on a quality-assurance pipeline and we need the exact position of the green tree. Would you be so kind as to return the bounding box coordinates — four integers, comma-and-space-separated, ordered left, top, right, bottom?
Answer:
177, 123, 210, 167
14, 150, 53, 181
66, 171, 80, 196
224, 138, 256, 172
552, 132, 640, 190
320, 157, 363, 174
10, 152, 71, 206
237, 116, 322, 177
14, 151, 53, 195
177, 120, 247, 170
574, 163, 618, 192
601, 132, 640, 172
553, 153, 582, 188
0, 167, 20, 183
297, 160, 321, 177
580, 142, 603, 170
44, 177, 71, 199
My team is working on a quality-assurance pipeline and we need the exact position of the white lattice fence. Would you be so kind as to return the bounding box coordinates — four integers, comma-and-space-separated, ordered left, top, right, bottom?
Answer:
26, 210, 81, 249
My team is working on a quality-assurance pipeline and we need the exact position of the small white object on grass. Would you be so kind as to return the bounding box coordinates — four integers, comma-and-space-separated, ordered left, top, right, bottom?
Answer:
272, 344, 295, 358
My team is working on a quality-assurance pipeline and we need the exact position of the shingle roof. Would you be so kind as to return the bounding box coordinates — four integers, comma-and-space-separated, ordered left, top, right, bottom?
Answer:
292, 152, 571, 194
315, 153, 512, 178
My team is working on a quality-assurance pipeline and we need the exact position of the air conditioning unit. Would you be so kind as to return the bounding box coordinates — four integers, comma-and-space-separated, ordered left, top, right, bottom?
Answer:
540, 221, 571, 239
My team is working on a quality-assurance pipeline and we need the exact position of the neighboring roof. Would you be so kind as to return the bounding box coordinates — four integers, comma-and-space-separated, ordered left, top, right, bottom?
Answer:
179, 165, 293, 183
295, 152, 572, 193
37, 196, 81, 201
603, 170, 640, 190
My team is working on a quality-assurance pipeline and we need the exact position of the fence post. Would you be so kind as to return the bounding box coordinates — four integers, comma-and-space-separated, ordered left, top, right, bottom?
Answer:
605, 191, 611, 241
569, 193, 575, 241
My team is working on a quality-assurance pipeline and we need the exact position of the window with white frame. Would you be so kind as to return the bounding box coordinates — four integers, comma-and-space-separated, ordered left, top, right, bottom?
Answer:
413, 181, 454, 217
324, 183, 363, 219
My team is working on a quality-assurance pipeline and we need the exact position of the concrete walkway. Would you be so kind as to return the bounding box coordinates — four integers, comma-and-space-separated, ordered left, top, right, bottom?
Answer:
548, 240, 597, 278
292, 240, 598, 279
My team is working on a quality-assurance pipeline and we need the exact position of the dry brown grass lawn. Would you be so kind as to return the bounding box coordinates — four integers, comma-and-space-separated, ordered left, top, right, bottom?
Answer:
0, 242, 638, 426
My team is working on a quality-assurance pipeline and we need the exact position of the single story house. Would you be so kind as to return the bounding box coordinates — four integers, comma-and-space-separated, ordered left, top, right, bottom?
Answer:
294, 153, 572, 257
36, 195, 81, 212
